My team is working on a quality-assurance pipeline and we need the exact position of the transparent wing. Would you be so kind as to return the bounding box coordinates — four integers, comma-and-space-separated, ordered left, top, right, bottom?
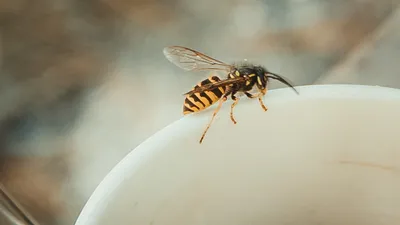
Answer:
163, 46, 234, 72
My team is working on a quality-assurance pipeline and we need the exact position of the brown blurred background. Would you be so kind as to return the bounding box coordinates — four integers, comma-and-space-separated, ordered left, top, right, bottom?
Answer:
1, 0, 400, 224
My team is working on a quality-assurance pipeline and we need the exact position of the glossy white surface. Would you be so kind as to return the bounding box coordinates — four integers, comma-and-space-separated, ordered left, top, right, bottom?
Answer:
76, 84, 400, 225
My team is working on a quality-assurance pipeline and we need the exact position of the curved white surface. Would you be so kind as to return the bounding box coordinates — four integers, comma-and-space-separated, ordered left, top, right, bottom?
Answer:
76, 84, 400, 225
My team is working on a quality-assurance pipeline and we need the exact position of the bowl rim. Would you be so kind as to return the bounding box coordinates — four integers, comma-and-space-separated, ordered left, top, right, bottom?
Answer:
74, 84, 400, 225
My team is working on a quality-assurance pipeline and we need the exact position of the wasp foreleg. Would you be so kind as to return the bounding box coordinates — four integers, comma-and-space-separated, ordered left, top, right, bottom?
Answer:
244, 90, 268, 112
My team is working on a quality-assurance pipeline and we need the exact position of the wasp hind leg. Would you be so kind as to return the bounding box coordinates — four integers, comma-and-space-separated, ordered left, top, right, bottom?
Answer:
230, 93, 239, 124
244, 90, 268, 112
199, 89, 232, 144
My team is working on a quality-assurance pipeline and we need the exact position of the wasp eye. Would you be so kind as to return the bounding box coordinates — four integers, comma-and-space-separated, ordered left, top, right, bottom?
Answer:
257, 76, 263, 85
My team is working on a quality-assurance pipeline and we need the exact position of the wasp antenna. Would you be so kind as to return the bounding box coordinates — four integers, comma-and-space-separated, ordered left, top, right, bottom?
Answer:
266, 72, 299, 95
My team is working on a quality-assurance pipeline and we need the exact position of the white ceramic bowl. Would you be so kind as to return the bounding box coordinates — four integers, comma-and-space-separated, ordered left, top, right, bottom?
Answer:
75, 84, 400, 225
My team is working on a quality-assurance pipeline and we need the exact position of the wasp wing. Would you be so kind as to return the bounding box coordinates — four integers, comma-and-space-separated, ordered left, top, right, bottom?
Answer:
184, 76, 246, 95
163, 46, 234, 72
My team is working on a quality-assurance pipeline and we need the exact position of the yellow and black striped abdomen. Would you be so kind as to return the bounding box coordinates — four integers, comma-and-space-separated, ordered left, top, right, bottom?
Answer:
183, 76, 226, 115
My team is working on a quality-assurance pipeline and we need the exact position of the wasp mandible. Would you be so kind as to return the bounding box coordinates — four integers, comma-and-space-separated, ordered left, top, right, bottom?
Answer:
163, 46, 299, 144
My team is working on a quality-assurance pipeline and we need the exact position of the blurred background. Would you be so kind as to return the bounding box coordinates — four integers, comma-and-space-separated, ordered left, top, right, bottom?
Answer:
0, 0, 399, 224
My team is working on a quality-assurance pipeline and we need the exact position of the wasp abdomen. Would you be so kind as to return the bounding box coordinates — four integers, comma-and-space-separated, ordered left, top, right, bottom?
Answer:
183, 76, 226, 115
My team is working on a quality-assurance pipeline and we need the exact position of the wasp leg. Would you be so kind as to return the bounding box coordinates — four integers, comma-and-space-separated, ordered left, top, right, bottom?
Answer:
258, 88, 268, 111
244, 91, 257, 98
199, 89, 232, 144
230, 93, 239, 124
244, 90, 268, 111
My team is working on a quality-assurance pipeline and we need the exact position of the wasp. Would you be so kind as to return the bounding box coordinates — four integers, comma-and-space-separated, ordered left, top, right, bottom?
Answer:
163, 46, 299, 144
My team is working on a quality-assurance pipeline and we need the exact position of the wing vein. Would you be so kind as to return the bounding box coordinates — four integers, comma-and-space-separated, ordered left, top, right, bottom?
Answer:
163, 46, 234, 72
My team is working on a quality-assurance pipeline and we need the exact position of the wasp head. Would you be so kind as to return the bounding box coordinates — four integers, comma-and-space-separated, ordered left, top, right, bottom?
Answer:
253, 66, 268, 91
